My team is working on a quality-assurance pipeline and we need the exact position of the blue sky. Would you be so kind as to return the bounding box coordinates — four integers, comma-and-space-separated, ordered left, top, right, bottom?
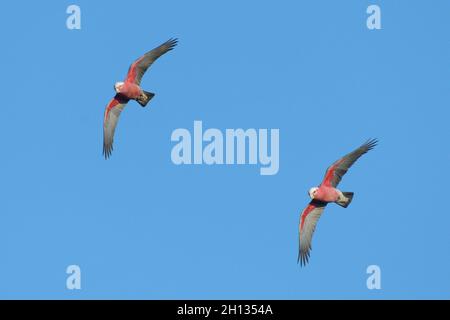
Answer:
1, 0, 449, 299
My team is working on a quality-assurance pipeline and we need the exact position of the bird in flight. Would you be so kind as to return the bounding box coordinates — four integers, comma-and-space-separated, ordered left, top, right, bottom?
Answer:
102, 38, 178, 159
298, 139, 378, 266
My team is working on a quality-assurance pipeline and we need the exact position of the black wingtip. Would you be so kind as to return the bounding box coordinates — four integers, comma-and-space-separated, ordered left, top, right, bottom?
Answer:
363, 138, 378, 151
298, 248, 311, 267
166, 38, 178, 49
298, 254, 309, 267
103, 145, 112, 160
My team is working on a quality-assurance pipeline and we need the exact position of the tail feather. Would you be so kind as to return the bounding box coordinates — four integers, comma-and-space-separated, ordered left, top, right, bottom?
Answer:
136, 90, 155, 107
336, 192, 354, 208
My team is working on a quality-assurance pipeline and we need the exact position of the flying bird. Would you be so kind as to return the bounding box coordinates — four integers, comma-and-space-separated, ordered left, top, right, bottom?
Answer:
103, 38, 178, 159
298, 139, 378, 266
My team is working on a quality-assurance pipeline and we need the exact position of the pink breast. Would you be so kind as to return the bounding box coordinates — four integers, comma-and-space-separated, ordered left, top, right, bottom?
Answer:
121, 83, 142, 99
317, 187, 339, 202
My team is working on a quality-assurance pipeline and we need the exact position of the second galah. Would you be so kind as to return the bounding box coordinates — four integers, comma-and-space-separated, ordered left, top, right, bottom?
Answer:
103, 38, 178, 159
298, 139, 378, 266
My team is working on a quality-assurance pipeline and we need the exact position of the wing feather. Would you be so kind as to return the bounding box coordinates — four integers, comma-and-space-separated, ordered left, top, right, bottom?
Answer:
125, 38, 178, 85
103, 94, 129, 159
322, 139, 378, 187
298, 200, 327, 266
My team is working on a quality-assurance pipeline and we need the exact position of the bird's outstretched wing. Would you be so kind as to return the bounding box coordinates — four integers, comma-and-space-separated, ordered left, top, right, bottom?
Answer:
125, 38, 178, 86
298, 200, 327, 266
322, 139, 378, 188
103, 94, 129, 159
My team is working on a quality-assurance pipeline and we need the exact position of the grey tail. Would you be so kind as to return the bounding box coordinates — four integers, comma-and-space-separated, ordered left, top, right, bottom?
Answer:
336, 192, 354, 208
136, 90, 155, 107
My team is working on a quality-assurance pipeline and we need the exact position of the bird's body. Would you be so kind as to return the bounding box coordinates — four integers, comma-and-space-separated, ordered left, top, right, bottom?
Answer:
312, 185, 340, 203
115, 82, 142, 99
102, 38, 178, 159
298, 139, 377, 266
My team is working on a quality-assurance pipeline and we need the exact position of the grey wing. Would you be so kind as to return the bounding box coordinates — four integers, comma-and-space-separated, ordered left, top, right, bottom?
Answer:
103, 94, 129, 159
298, 200, 327, 266
126, 38, 178, 86
323, 138, 378, 187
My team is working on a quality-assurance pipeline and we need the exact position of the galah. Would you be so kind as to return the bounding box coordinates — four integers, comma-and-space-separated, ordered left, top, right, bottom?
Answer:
298, 139, 378, 266
103, 38, 178, 159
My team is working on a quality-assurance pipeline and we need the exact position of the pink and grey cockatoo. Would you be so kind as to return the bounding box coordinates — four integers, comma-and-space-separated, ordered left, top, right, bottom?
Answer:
298, 139, 378, 266
103, 38, 178, 159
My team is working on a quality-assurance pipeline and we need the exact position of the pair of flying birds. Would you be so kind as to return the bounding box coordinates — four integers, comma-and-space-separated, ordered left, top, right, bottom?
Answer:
102, 38, 378, 266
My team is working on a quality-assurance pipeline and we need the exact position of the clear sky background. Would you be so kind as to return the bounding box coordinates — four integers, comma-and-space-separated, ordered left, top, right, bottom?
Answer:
1, 0, 449, 299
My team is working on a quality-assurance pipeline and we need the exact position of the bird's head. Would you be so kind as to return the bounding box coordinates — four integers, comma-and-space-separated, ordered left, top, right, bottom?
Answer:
114, 82, 124, 93
308, 187, 319, 199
